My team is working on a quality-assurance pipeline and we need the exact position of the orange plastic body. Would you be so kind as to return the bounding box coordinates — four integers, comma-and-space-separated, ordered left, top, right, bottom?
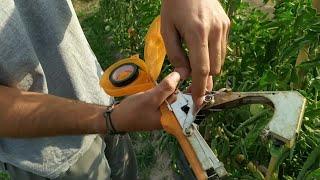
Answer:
100, 56, 155, 97
160, 104, 207, 180
100, 16, 207, 179
144, 16, 166, 81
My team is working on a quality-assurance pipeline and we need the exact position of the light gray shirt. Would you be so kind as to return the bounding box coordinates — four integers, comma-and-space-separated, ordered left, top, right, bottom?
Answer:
0, 0, 112, 178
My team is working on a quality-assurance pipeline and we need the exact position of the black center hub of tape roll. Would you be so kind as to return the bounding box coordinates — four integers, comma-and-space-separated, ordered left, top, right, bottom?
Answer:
109, 63, 139, 87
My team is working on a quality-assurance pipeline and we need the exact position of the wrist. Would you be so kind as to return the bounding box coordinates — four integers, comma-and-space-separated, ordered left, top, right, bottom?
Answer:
109, 106, 125, 132
91, 106, 108, 134
104, 104, 126, 134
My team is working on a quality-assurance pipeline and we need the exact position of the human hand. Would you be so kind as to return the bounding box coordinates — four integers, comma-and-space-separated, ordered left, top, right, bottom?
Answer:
160, 0, 230, 109
110, 72, 180, 132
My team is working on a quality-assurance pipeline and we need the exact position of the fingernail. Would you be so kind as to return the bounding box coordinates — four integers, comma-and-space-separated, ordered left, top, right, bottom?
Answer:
197, 96, 205, 107
170, 71, 180, 79
169, 72, 181, 85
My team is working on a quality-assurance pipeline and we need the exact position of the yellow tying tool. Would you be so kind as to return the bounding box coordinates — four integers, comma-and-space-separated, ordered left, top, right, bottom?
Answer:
100, 16, 307, 180
100, 16, 209, 180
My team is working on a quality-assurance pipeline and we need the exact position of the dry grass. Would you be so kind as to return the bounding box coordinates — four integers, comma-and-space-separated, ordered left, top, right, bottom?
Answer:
243, 0, 275, 17
71, 0, 100, 20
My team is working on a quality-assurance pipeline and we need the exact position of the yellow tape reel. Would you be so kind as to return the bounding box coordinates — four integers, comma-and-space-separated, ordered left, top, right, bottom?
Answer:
100, 16, 166, 97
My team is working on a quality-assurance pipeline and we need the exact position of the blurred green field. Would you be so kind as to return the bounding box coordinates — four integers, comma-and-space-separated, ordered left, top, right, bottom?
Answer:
0, 172, 10, 180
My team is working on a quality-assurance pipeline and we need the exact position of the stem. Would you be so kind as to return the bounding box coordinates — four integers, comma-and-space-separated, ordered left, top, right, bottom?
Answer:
316, 90, 318, 109
266, 144, 286, 180
234, 109, 269, 134
266, 156, 278, 180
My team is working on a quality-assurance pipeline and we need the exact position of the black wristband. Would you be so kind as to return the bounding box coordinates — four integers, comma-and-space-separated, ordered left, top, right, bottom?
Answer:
103, 105, 125, 135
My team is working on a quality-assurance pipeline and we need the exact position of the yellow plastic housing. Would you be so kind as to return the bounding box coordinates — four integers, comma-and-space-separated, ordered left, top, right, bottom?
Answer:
100, 16, 165, 97
144, 16, 166, 81
100, 55, 155, 97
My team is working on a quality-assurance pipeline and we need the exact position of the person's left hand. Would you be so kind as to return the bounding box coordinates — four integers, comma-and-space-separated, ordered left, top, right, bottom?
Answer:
160, 0, 230, 109
110, 72, 180, 132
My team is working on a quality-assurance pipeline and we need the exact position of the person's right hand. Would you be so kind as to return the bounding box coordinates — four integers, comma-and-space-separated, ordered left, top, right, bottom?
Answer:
161, 0, 230, 109
110, 72, 180, 132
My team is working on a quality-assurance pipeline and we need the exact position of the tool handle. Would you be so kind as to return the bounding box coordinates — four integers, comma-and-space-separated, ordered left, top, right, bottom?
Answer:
160, 104, 207, 180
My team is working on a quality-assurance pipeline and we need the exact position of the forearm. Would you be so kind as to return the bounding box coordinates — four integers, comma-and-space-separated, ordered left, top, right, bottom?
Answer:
0, 85, 106, 138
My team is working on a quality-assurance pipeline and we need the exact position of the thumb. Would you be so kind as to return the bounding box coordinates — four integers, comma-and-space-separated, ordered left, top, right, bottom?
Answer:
150, 72, 181, 106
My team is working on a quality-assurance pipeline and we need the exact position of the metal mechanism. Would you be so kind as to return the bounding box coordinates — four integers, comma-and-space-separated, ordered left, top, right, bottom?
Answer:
169, 90, 306, 178
170, 92, 228, 178
187, 123, 227, 178
171, 93, 195, 133
202, 91, 306, 148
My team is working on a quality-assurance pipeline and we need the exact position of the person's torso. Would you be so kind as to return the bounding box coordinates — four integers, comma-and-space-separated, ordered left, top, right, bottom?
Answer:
0, 0, 111, 178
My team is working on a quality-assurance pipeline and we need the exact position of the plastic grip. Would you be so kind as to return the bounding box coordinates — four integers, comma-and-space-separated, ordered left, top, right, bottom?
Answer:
160, 104, 207, 180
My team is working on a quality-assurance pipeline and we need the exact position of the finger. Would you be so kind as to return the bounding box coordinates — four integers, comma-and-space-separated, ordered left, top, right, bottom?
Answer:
166, 89, 179, 104
187, 76, 212, 95
221, 31, 227, 66
166, 93, 178, 104
149, 72, 181, 106
206, 75, 213, 92
221, 18, 230, 66
184, 27, 210, 109
161, 19, 190, 79
208, 23, 223, 76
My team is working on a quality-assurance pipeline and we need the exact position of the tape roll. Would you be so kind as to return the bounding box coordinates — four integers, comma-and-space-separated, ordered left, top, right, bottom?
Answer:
109, 63, 139, 87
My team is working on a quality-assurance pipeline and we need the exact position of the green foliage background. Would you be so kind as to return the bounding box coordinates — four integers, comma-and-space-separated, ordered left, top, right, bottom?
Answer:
77, 0, 320, 179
